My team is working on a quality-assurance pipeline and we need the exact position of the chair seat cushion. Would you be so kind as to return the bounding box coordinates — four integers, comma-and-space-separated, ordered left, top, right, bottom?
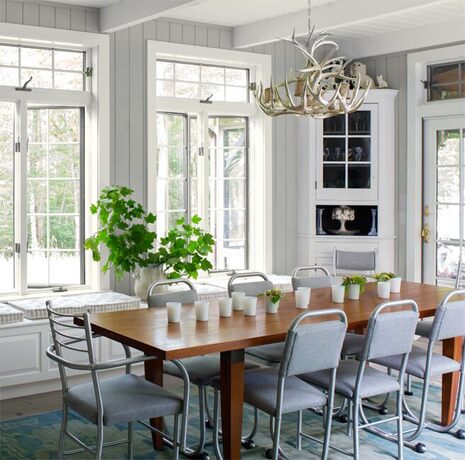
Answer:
371, 345, 460, 379
245, 342, 284, 364
415, 319, 433, 339
64, 373, 182, 426
163, 355, 260, 385
300, 360, 400, 399
211, 368, 327, 416
341, 333, 365, 357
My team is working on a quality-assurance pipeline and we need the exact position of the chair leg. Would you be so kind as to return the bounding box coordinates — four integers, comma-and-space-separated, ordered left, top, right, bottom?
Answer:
94, 419, 104, 460
322, 393, 335, 460
58, 403, 68, 460
352, 399, 360, 460
173, 415, 180, 460
271, 415, 282, 460
296, 410, 302, 450
212, 388, 223, 460
127, 422, 134, 460
396, 391, 404, 460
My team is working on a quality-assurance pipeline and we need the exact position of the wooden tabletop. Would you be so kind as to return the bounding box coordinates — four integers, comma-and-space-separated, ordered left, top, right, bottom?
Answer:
79, 281, 452, 360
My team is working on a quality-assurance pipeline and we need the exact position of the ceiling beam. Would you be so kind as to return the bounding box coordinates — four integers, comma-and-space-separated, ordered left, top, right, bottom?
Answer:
232, 0, 458, 48
100, 0, 203, 33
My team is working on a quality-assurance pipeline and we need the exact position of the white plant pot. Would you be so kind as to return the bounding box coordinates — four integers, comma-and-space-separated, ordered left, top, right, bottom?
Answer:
266, 299, 280, 313
133, 265, 166, 301
377, 280, 391, 299
347, 284, 361, 300
390, 277, 402, 293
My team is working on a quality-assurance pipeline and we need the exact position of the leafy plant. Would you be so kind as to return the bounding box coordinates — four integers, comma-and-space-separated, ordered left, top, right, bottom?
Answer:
262, 288, 285, 304
373, 272, 396, 282
342, 275, 367, 293
85, 186, 215, 280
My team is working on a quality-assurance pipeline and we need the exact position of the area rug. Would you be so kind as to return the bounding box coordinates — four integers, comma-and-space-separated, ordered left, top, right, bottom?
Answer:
1, 382, 464, 459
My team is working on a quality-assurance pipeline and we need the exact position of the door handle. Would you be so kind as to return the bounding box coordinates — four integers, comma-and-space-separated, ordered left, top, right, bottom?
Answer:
421, 224, 430, 243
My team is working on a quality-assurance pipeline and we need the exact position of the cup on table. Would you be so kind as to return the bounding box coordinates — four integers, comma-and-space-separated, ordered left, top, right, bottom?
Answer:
219, 298, 233, 317
295, 288, 311, 309
231, 291, 245, 311
243, 296, 257, 316
194, 300, 209, 321
166, 302, 181, 323
331, 284, 345, 303
390, 277, 402, 293
377, 280, 391, 299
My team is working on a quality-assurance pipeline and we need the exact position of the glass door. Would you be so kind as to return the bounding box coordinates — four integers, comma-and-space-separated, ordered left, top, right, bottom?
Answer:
423, 117, 465, 285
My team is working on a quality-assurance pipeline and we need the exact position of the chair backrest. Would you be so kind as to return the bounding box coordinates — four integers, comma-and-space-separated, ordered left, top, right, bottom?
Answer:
430, 289, 465, 341
455, 262, 465, 288
279, 309, 347, 378
46, 300, 96, 392
291, 265, 332, 290
333, 248, 378, 275
227, 271, 273, 297
147, 279, 199, 308
360, 300, 419, 362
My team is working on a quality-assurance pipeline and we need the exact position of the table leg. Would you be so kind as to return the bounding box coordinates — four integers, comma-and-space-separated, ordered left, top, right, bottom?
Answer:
145, 358, 165, 450
220, 349, 245, 460
441, 336, 463, 426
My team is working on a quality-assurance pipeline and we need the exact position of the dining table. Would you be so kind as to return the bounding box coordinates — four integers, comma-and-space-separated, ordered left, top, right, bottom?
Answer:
75, 281, 464, 460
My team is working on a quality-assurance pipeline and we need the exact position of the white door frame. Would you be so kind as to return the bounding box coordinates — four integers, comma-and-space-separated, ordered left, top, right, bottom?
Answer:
406, 44, 465, 282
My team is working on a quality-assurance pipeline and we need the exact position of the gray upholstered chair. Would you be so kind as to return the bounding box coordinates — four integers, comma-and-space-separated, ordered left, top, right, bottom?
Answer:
291, 265, 332, 290
372, 289, 465, 452
147, 279, 260, 457
45, 301, 186, 460
227, 271, 274, 297
210, 309, 348, 460
332, 248, 378, 276
300, 299, 419, 460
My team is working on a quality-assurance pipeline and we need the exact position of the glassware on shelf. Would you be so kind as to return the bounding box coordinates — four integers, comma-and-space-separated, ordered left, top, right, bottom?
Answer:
317, 208, 326, 235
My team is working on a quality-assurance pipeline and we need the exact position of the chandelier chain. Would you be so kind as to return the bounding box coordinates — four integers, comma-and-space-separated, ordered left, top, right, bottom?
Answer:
307, 0, 312, 34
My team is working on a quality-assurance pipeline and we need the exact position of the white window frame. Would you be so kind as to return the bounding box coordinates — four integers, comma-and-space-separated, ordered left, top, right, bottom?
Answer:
406, 43, 465, 282
147, 41, 272, 274
0, 23, 110, 297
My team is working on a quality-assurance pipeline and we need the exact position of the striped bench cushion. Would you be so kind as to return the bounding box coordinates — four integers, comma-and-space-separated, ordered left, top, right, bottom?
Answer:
0, 303, 24, 324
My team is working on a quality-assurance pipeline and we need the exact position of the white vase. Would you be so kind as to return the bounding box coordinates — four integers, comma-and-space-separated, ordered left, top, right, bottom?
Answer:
266, 299, 280, 313
133, 265, 166, 301
390, 277, 402, 293
347, 284, 361, 300
377, 280, 391, 299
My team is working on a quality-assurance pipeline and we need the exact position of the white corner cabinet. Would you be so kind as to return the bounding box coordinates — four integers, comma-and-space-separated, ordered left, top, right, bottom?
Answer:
297, 89, 398, 273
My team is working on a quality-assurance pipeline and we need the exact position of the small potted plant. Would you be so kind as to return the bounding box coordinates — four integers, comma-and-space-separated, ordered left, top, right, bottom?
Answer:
373, 272, 392, 299
262, 288, 285, 313
373, 272, 402, 294
342, 275, 367, 300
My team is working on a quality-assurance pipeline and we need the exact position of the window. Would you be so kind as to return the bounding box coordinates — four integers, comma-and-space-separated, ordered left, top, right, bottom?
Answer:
0, 44, 85, 90
427, 60, 465, 101
156, 60, 249, 102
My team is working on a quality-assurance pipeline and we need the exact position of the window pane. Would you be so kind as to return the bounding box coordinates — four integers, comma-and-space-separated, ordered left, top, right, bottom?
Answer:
348, 138, 370, 162
225, 68, 247, 86
323, 138, 345, 161
437, 167, 459, 203
55, 71, 83, 90
27, 180, 47, 213
175, 81, 199, 98
0, 45, 18, 66
201, 66, 224, 84
0, 66, 19, 86
28, 216, 47, 250
348, 165, 371, 188
209, 117, 246, 148
156, 113, 185, 148
54, 51, 83, 71
49, 145, 80, 178
437, 204, 460, 240
437, 129, 460, 165
348, 111, 371, 135
323, 165, 345, 188
324, 114, 345, 135
49, 108, 80, 143
156, 179, 185, 210
49, 251, 80, 285
27, 251, 48, 285
175, 63, 199, 82
225, 85, 247, 102
224, 210, 245, 239
0, 102, 15, 292
223, 179, 245, 209
27, 145, 47, 177
224, 148, 245, 177
430, 83, 460, 101
156, 80, 174, 97
21, 69, 52, 88
49, 180, 80, 213
28, 109, 48, 143
430, 63, 459, 85
21, 47, 52, 68
50, 216, 79, 249
201, 83, 224, 101
156, 61, 174, 79
156, 146, 185, 178
436, 242, 460, 280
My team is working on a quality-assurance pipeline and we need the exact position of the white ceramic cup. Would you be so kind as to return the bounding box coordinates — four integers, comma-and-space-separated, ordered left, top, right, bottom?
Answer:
295, 288, 310, 309
166, 302, 181, 323
331, 285, 345, 303
347, 284, 361, 300
219, 298, 233, 317
266, 298, 280, 314
390, 277, 402, 293
194, 300, 209, 321
231, 291, 245, 311
243, 296, 257, 316
377, 280, 391, 299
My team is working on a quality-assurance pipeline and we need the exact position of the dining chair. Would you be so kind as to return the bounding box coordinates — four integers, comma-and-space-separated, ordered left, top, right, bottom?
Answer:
300, 299, 419, 460
332, 248, 378, 276
147, 279, 260, 458
291, 265, 332, 290
227, 271, 274, 297
210, 309, 348, 460
371, 289, 465, 452
45, 300, 186, 460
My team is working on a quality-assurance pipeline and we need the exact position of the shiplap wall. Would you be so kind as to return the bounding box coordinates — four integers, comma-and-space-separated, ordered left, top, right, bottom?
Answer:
0, 0, 99, 32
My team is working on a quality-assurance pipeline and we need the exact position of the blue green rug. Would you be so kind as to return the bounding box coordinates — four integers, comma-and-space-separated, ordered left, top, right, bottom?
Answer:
1, 383, 464, 459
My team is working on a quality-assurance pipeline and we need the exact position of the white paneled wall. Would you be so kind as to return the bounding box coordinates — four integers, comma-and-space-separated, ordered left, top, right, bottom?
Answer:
0, 0, 99, 32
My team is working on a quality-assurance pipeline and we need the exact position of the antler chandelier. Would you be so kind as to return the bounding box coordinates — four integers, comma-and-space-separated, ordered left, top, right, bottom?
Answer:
249, 0, 370, 118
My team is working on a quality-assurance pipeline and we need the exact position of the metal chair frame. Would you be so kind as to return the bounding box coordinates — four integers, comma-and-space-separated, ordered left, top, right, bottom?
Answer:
227, 271, 272, 296
46, 301, 188, 460
147, 278, 196, 299
291, 265, 330, 278
212, 309, 348, 460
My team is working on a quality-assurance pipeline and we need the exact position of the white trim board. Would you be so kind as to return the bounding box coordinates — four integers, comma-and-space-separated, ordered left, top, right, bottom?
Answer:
406, 44, 465, 282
